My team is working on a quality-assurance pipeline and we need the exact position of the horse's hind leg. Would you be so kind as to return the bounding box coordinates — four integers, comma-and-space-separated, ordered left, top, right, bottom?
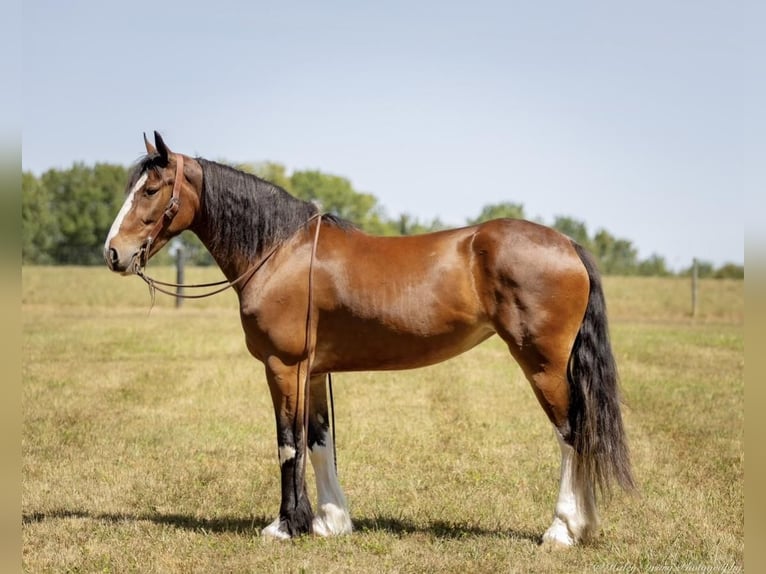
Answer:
495, 303, 600, 546
502, 245, 633, 546
519, 361, 600, 547
308, 374, 352, 536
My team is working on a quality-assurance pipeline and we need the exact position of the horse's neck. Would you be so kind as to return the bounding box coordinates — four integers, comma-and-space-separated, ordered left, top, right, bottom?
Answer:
190, 162, 317, 284
190, 222, 262, 285
189, 203, 299, 287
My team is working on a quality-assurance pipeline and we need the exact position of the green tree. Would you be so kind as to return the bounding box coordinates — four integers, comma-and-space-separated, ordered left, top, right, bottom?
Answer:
289, 170, 386, 232
468, 202, 525, 224
681, 260, 743, 279
552, 216, 592, 251
592, 229, 639, 275
22, 172, 57, 264
681, 260, 716, 278
395, 214, 448, 236
42, 163, 128, 264
636, 254, 671, 277
714, 263, 744, 279
238, 161, 293, 194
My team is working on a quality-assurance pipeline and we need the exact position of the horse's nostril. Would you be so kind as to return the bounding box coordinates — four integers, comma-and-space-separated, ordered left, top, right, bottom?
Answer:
108, 247, 119, 265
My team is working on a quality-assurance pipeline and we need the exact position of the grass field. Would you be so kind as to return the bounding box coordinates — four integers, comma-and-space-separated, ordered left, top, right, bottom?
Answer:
22, 266, 744, 573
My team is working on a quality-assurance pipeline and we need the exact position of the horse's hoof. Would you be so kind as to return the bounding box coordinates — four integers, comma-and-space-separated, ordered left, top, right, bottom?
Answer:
261, 518, 291, 540
312, 504, 353, 537
541, 517, 576, 549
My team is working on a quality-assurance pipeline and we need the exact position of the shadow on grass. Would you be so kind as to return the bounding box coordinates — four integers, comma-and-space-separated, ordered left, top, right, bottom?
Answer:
22, 509, 264, 534
354, 516, 541, 543
23, 509, 541, 542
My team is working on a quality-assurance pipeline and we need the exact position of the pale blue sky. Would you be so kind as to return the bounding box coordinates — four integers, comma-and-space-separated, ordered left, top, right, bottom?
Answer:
23, 0, 747, 270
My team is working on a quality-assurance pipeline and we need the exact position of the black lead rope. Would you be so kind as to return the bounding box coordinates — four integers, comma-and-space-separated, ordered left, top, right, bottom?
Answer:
136, 241, 281, 300
328, 372, 337, 474
135, 214, 323, 300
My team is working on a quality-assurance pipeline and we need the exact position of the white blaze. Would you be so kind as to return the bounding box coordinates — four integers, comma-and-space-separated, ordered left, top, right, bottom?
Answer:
104, 172, 147, 250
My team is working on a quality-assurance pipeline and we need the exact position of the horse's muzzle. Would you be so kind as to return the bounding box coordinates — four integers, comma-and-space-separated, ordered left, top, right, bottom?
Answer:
104, 245, 140, 275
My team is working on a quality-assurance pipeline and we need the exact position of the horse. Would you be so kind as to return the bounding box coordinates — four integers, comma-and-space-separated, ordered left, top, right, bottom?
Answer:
104, 131, 633, 547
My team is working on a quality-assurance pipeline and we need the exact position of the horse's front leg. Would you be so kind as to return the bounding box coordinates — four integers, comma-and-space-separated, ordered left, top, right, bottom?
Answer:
308, 374, 352, 536
261, 360, 314, 540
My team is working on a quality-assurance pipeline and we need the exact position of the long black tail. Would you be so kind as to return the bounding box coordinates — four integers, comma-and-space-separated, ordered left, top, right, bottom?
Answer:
567, 243, 634, 497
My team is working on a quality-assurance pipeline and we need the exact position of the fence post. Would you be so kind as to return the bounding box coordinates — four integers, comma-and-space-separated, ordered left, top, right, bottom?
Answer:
691, 257, 698, 318
175, 245, 184, 308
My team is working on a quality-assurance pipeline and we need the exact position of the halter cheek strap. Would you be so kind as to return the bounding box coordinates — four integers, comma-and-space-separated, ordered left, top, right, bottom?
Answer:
140, 154, 184, 267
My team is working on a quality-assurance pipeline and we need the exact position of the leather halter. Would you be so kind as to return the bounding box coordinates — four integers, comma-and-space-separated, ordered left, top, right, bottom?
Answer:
138, 154, 184, 268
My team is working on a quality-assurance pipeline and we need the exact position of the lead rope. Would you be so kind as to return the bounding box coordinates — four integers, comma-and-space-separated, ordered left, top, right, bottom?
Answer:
299, 216, 323, 500
136, 214, 323, 300
328, 372, 337, 473
137, 245, 277, 300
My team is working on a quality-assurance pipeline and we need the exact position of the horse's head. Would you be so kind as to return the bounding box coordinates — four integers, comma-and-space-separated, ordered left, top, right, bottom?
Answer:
104, 131, 201, 274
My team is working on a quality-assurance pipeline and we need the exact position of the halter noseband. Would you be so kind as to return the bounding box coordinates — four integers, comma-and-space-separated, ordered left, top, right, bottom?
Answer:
139, 154, 184, 268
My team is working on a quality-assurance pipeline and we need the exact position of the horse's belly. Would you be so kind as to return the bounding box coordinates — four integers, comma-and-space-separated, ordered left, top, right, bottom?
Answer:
314, 315, 495, 372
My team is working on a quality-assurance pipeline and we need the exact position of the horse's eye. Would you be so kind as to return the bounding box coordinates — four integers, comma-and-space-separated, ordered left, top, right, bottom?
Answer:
145, 187, 160, 196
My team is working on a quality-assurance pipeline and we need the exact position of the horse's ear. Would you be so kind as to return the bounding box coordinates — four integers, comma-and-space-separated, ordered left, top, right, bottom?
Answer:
154, 131, 171, 165
143, 132, 157, 155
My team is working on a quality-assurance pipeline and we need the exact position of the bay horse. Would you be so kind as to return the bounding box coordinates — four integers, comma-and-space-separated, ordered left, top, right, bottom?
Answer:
104, 132, 633, 547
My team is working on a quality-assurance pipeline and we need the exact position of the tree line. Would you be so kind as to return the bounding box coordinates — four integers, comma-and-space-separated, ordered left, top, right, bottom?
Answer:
22, 161, 743, 278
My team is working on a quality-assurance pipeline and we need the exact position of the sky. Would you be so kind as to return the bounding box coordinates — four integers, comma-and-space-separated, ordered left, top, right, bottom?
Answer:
22, 0, 749, 271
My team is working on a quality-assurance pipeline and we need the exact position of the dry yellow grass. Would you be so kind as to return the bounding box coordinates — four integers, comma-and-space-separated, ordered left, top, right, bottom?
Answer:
22, 267, 743, 573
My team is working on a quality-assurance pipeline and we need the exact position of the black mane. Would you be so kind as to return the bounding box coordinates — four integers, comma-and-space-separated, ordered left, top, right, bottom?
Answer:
197, 159, 352, 261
